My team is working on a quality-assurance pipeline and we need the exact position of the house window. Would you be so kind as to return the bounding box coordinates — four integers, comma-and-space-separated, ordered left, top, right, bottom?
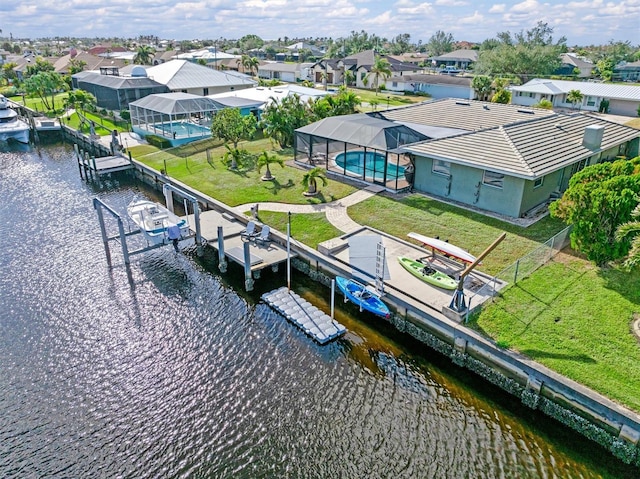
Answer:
534, 177, 544, 188
586, 96, 596, 107
203, 88, 209, 96
392, 81, 398, 87
360, 72, 366, 81
483, 170, 504, 188
432, 159, 451, 176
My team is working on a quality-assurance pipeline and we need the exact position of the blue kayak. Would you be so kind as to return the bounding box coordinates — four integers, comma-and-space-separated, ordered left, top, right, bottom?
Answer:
335, 276, 390, 319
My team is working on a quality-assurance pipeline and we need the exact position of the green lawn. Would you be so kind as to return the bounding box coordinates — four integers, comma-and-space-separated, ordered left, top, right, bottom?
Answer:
129, 138, 357, 206
62, 111, 129, 134
469, 258, 640, 412
9, 92, 69, 115
348, 194, 566, 275
256, 211, 343, 249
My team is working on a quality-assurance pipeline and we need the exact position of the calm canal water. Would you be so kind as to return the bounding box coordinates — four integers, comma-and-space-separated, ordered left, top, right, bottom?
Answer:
0, 142, 637, 479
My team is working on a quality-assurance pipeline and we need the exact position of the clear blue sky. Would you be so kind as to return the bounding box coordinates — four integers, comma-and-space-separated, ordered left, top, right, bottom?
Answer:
2, 0, 639, 46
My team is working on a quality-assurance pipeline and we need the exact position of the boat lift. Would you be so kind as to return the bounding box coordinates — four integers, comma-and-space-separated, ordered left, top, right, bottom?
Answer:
93, 185, 202, 266
449, 232, 506, 313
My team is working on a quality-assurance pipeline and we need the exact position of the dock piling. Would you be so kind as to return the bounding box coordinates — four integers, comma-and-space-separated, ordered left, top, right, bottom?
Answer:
243, 242, 254, 291
217, 226, 227, 272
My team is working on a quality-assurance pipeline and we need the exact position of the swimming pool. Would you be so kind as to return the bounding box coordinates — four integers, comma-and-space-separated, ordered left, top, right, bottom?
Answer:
151, 121, 210, 138
335, 151, 405, 181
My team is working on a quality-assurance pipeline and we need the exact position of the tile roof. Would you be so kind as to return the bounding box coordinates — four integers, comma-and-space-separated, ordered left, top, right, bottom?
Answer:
377, 98, 556, 132
403, 113, 640, 179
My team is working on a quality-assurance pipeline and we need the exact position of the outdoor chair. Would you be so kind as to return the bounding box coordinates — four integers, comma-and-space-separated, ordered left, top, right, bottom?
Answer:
255, 225, 271, 245
240, 221, 258, 241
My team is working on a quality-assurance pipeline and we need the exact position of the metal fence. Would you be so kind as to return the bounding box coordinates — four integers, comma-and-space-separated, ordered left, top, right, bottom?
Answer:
466, 225, 572, 315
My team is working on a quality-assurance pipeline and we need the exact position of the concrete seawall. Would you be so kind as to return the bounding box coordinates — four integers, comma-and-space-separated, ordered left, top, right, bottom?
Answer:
124, 157, 640, 467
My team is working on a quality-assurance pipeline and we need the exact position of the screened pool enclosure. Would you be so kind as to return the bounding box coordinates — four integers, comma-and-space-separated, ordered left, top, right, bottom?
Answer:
130, 93, 223, 146
294, 114, 428, 191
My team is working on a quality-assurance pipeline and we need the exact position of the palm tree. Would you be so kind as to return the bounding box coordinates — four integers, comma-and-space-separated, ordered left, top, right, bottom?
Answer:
567, 89, 584, 110
302, 167, 328, 196
471, 75, 493, 101
257, 151, 284, 181
134, 45, 155, 65
222, 144, 254, 170
615, 203, 640, 269
343, 69, 355, 87
366, 57, 392, 95
240, 55, 259, 76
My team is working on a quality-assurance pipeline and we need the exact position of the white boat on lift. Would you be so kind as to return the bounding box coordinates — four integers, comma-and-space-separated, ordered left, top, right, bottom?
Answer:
0, 95, 30, 144
127, 197, 190, 246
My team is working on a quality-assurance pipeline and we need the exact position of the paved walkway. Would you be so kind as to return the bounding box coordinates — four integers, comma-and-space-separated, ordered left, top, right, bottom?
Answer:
232, 185, 384, 233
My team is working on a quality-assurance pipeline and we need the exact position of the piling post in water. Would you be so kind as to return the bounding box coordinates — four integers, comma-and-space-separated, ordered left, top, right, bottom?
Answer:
94, 201, 112, 266
84, 152, 92, 180
217, 226, 227, 273
331, 279, 335, 319
164, 187, 174, 213
117, 216, 130, 265
243, 241, 254, 291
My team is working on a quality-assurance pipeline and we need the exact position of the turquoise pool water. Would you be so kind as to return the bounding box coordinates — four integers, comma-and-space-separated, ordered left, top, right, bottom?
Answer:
152, 121, 210, 137
335, 151, 404, 181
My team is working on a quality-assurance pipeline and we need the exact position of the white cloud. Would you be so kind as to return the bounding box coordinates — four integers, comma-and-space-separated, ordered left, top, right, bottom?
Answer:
489, 4, 506, 13
435, 0, 468, 6
510, 0, 541, 13
397, 3, 435, 15
458, 10, 484, 24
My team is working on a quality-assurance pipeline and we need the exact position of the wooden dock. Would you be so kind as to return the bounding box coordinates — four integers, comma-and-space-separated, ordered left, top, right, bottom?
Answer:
78, 153, 134, 179
187, 209, 295, 275
262, 287, 346, 344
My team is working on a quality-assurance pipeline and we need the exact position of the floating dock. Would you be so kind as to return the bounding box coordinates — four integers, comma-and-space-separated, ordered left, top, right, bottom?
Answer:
262, 287, 346, 344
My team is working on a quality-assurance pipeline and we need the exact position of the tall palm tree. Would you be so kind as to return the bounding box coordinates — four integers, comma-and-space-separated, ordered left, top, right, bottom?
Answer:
615, 203, 640, 269
366, 57, 392, 95
247, 56, 260, 76
257, 151, 284, 181
134, 45, 155, 65
237, 54, 249, 72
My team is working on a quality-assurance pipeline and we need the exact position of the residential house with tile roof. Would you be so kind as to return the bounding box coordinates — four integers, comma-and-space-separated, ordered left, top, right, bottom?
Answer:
294, 98, 640, 218
401, 109, 640, 218
310, 50, 421, 89
72, 68, 169, 111
556, 53, 594, 78
429, 49, 478, 70
613, 61, 640, 83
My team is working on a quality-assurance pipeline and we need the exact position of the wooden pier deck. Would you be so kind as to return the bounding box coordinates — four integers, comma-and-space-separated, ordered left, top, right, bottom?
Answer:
262, 287, 346, 344
78, 154, 134, 178
187, 209, 295, 273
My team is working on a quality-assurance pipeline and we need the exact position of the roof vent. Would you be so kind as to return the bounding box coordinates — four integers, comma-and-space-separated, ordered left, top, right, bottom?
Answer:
582, 125, 604, 150
455, 101, 470, 106
517, 109, 535, 114
483, 105, 490, 110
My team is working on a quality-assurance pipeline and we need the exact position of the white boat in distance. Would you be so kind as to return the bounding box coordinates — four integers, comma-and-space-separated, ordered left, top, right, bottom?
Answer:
127, 198, 190, 246
0, 95, 30, 144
